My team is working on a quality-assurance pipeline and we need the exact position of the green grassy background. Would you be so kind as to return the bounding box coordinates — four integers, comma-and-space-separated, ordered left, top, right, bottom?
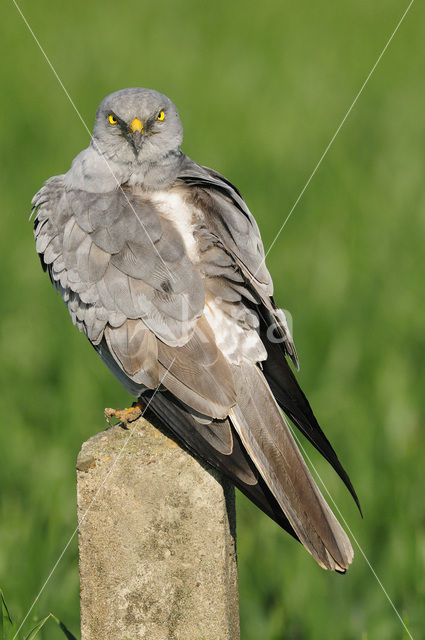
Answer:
0, 1, 424, 637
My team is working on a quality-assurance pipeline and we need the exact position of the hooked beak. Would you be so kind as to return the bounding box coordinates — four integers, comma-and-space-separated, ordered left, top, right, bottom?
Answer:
130, 117, 143, 134
129, 118, 144, 150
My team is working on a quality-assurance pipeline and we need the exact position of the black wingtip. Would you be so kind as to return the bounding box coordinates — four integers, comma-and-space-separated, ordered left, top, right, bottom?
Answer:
261, 349, 362, 517
336, 463, 363, 517
288, 410, 362, 516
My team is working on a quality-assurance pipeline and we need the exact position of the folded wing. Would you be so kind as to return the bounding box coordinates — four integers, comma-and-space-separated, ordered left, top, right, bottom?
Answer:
33, 178, 235, 418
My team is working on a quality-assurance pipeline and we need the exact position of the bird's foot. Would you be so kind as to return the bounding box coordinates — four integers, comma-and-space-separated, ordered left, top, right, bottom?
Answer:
104, 401, 144, 428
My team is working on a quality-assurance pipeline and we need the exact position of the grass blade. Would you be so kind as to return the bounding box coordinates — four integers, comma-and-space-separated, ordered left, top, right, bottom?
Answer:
0, 589, 13, 640
53, 616, 78, 640
23, 614, 54, 640
23, 613, 78, 640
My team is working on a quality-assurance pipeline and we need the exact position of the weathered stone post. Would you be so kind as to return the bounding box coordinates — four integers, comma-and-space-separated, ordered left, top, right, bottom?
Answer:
76, 415, 239, 640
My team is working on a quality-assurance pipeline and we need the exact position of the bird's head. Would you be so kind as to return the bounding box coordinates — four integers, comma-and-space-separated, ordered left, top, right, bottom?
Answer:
92, 88, 183, 163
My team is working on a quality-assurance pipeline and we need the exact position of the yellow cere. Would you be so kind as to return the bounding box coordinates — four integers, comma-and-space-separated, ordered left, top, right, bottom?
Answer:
157, 110, 165, 121
108, 114, 118, 125
130, 118, 143, 133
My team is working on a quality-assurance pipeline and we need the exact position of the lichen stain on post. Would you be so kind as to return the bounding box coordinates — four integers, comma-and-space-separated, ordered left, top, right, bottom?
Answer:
77, 416, 239, 640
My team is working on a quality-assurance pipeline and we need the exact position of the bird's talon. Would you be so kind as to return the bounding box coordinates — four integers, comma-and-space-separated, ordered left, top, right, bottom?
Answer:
104, 401, 143, 427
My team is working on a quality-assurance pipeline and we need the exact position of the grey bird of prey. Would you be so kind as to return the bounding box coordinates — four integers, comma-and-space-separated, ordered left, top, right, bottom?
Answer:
33, 88, 360, 572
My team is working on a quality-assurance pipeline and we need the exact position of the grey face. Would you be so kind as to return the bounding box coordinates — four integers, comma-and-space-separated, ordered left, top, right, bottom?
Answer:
92, 88, 183, 162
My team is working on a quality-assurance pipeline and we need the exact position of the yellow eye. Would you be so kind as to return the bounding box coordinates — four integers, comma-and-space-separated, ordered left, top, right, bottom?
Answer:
108, 114, 118, 125
157, 110, 165, 121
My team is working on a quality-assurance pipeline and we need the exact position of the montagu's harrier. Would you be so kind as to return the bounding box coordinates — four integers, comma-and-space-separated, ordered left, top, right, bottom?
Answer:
33, 88, 360, 572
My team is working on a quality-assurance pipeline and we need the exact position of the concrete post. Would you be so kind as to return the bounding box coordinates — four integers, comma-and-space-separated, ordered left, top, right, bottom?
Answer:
76, 415, 239, 640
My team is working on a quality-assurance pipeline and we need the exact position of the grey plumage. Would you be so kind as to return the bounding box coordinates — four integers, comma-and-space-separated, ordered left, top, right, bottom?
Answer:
33, 88, 360, 572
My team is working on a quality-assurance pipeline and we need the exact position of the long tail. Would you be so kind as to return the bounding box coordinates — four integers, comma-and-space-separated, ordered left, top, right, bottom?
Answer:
261, 334, 362, 514
230, 362, 353, 572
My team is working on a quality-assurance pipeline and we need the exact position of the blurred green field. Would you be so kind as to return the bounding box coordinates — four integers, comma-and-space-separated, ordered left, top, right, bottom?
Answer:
0, 1, 424, 638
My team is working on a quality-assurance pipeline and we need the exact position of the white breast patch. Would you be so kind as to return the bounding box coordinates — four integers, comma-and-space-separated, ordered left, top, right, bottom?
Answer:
149, 189, 200, 264
149, 187, 266, 364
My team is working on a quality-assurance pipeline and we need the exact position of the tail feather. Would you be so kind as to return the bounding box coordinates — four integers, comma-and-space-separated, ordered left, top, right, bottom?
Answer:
261, 333, 362, 515
230, 362, 354, 572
